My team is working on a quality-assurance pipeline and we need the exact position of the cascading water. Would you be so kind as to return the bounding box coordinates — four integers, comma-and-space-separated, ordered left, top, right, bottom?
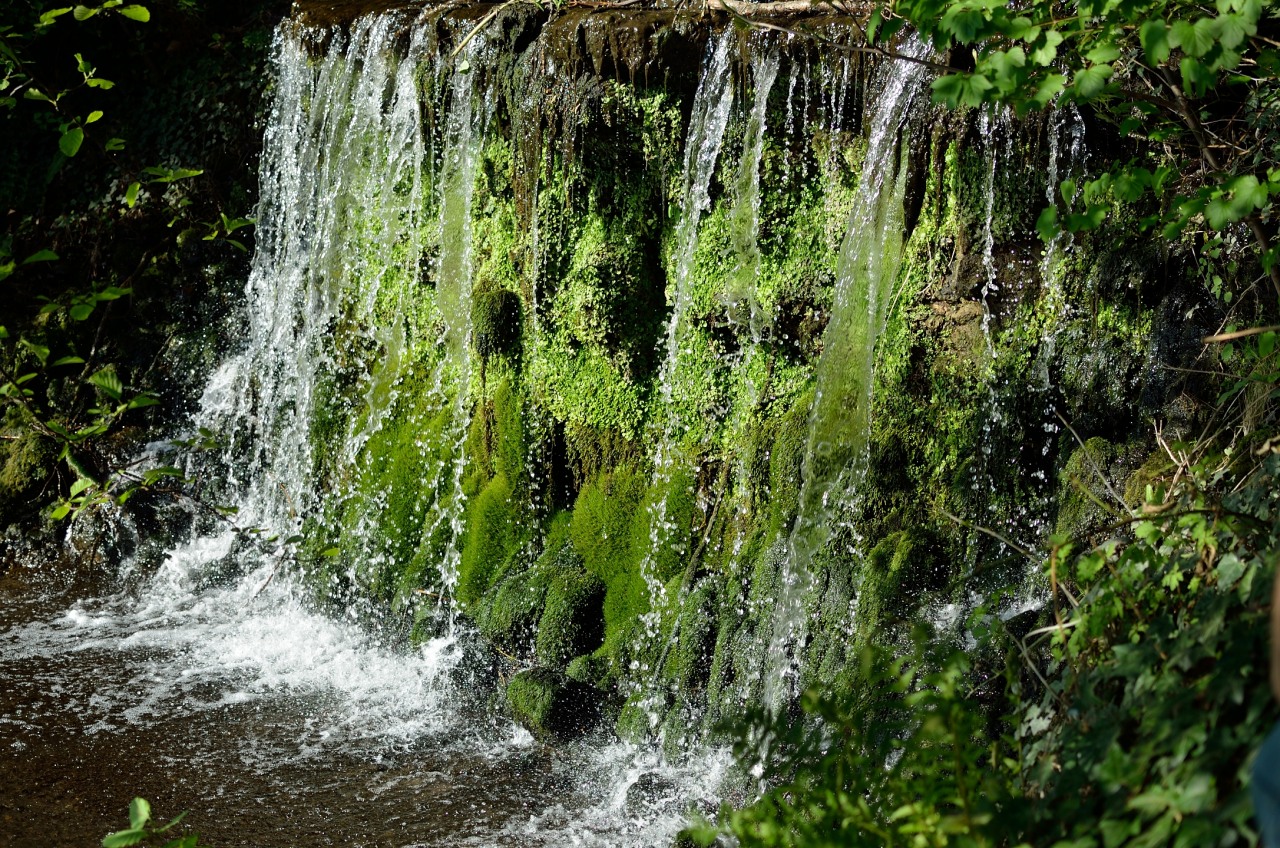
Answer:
762, 40, 930, 708
635, 29, 736, 648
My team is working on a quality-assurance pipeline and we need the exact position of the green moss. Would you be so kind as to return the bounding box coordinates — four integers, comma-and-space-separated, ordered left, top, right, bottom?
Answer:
535, 565, 606, 667
565, 653, 609, 686
1055, 437, 1119, 541
0, 429, 54, 516
506, 667, 599, 742
472, 286, 523, 360
766, 389, 814, 539
457, 472, 521, 607
491, 375, 525, 481
474, 562, 550, 657
660, 578, 717, 697
569, 468, 649, 656
615, 696, 656, 744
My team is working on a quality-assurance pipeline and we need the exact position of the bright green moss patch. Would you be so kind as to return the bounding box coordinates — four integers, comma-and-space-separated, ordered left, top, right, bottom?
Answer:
568, 468, 649, 656
457, 472, 521, 607
535, 565, 606, 667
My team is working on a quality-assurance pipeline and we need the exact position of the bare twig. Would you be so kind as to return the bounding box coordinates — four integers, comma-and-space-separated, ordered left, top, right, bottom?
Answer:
1202, 324, 1280, 344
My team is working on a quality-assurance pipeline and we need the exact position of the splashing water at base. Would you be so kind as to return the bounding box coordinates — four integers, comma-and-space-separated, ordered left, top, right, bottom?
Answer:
0, 545, 729, 848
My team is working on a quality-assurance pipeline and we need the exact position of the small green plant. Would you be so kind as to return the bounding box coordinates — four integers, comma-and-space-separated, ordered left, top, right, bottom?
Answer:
102, 798, 204, 848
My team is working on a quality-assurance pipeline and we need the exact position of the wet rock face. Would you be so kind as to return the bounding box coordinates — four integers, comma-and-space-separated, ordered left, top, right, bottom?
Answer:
505, 667, 602, 742
625, 771, 676, 814
272, 0, 1208, 752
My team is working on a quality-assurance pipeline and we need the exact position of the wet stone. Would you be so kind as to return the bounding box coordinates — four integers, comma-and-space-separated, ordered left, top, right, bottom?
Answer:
506, 667, 601, 742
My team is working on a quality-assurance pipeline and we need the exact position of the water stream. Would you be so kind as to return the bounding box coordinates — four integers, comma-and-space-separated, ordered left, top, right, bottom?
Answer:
763, 39, 930, 707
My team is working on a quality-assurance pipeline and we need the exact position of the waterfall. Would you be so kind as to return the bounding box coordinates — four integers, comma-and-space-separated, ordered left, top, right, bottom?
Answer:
726, 46, 781, 528
635, 30, 736, 646
190, 14, 492, 617
763, 41, 930, 707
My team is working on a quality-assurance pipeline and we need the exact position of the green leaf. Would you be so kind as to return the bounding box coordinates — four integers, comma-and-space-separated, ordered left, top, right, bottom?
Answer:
1071, 64, 1114, 100
22, 249, 58, 264
1113, 169, 1151, 202
1028, 72, 1066, 109
86, 110, 103, 124
23, 88, 53, 103
72, 5, 98, 21
1215, 13, 1252, 49
143, 166, 204, 184
220, 214, 254, 233
930, 72, 993, 108
1171, 19, 1215, 57
940, 4, 989, 42
1003, 15, 1039, 41
70, 476, 94, 497
1036, 205, 1060, 241
1226, 174, 1268, 216
153, 811, 188, 834
85, 78, 115, 89
124, 181, 140, 207
126, 394, 160, 409
986, 46, 1026, 94
1179, 56, 1215, 96
322, 547, 341, 557
1029, 29, 1063, 65
70, 302, 95, 321
1085, 42, 1120, 64
95, 285, 131, 301
51, 355, 84, 366
102, 830, 148, 848
19, 338, 50, 365
59, 127, 84, 157
88, 367, 123, 400
38, 7, 74, 26
105, 137, 125, 151
116, 4, 149, 21
865, 6, 883, 44
50, 502, 72, 521
1140, 19, 1171, 64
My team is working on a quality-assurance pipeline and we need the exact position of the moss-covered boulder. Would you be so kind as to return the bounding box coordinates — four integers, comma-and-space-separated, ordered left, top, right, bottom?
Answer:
472, 286, 523, 359
535, 566, 606, 667
860, 528, 949, 628
474, 563, 551, 657
506, 667, 601, 742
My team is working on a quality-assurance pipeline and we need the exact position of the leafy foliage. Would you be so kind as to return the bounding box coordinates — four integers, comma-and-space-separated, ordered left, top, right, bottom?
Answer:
102, 797, 204, 848
703, 418, 1280, 847
880, 0, 1280, 294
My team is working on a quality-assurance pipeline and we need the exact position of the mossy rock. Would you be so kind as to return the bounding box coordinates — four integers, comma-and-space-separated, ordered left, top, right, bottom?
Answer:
565, 652, 610, 686
1055, 437, 1117, 542
568, 468, 649, 655
861, 527, 949, 626
765, 389, 814, 538
535, 566, 606, 667
472, 286, 523, 359
475, 564, 551, 657
457, 472, 521, 606
506, 667, 601, 742
615, 696, 656, 744
0, 429, 55, 519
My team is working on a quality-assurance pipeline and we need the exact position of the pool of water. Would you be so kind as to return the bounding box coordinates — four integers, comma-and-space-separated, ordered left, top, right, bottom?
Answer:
0, 532, 729, 847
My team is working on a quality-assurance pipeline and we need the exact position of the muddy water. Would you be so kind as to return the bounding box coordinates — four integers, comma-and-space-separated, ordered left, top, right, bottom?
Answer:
0, 537, 728, 847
